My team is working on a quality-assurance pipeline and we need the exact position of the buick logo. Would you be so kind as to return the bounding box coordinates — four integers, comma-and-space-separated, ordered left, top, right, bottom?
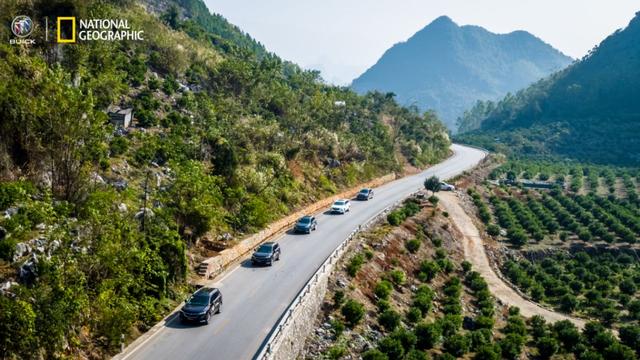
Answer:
11, 16, 33, 38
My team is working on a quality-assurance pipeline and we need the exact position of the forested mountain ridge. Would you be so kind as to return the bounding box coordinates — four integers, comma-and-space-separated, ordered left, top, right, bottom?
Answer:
457, 12, 640, 165
351, 16, 572, 131
0, 0, 450, 358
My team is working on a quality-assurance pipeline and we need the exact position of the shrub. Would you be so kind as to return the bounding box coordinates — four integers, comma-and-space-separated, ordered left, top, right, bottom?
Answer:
486, 224, 500, 236
431, 237, 442, 247
333, 290, 345, 307
619, 325, 640, 350
473, 344, 500, 360
536, 336, 559, 359
375, 280, 394, 300
379, 336, 405, 359
387, 211, 404, 226
507, 228, 528, 247
439, 314, 463, 337
326, 344, 347, 359
406, 239, 421, 253
428, 196, 439, 206
498, 333, 525, 360
406, 307, 422, 323
404, 349, 429, 360
469, 328, 493, 350
443, 333, 470, 357
363, 349, 389, 360
388, 269, 406, 286
391, 328, 418, 352
377, 299, 391, 312
413, 286, 434, 314
418, 261, 440, 283
415, 322, 442, 349
341, 299, 365, 327
378, 309, 402, 331
346, 253, 365, 277
331, 319, 345, 338
474, 316, 494, 330
559, 294, 578, 312
109, 136, 129, 156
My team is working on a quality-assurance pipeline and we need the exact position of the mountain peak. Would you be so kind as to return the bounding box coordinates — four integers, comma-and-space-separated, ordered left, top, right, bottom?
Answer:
351, 19, 572, 131
425, 15, 458, 30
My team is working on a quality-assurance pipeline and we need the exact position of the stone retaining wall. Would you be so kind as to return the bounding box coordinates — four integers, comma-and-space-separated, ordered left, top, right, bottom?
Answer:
198, 173, 397, 279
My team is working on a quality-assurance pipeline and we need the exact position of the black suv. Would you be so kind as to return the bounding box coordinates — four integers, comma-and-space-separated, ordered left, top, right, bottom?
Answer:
294, 215, 318, 233
357, 188, 374, 200
180, 287, 222, 324
251, 242, 281, 266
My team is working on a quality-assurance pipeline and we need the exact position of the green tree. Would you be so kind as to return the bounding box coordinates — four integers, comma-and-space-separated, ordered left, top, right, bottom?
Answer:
341, 299, 365, 327
415, 321, 442, 349
424, 176, 441, 195
443, 333, 470, 357
379, 309, 402, 331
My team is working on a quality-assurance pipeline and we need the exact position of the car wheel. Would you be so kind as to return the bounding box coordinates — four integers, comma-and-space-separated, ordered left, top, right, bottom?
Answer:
204, 311, 211, 325
216, 303, 222, 314
269, 259, 273, 266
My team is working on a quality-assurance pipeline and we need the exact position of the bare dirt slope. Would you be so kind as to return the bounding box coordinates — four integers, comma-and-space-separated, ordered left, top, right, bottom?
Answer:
439, 191, 587, 329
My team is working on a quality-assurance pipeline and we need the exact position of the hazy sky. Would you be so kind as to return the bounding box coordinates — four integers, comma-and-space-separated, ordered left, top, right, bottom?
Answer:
203, 0, 638, 85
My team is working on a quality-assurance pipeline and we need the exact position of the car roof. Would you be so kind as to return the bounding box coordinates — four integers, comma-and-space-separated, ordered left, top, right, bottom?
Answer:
196, 287, 219, 295
300, 215, 313, 219
262, 242, 276, 246
360, 188, 371, 191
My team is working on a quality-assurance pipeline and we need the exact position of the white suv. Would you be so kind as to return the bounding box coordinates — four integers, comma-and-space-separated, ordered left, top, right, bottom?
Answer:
331, 199, 351, 214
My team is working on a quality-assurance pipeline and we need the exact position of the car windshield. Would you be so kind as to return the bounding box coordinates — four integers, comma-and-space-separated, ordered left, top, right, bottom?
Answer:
359, 189, 369, 193
334, 200, 346, 205
298, 217, 312, 224
257, 244, 273, 253
188, 294, 210, 306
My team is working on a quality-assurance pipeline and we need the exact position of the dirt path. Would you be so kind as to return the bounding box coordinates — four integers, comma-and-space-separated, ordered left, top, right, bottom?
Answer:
439, 192, 587, 329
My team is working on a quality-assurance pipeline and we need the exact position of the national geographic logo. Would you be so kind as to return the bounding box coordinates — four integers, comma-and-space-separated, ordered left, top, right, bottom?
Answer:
57, 17, 144, 43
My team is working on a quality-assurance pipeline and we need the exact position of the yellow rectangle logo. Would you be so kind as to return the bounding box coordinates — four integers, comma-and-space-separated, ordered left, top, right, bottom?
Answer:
57, 17, 76, 43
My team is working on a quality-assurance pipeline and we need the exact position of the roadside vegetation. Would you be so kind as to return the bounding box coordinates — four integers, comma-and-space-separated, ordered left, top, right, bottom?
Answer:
302, 193, 638, 359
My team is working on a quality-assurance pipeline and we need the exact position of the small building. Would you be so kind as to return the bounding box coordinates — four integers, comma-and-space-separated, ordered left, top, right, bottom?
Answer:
334, 101, 346, 107
108, 108, 133, 128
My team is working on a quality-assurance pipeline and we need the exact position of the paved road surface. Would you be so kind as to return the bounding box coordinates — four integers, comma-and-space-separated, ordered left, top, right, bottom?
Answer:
439, 192, 587, 329
122, 144, 486, 360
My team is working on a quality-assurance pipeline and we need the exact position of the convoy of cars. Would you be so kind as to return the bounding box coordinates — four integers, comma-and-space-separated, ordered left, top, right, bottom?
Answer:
182, 179, 456, 326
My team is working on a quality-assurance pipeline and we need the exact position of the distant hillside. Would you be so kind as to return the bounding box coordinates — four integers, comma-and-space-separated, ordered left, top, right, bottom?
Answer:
351, 16, 572, 131
457, 12, 640, 166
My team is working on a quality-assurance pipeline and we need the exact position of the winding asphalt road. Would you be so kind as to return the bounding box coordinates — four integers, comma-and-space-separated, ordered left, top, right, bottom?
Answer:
120, 144, 486, 360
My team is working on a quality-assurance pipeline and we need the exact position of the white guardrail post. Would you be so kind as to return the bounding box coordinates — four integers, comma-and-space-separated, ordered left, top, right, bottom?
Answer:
254, 191, 420, 360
